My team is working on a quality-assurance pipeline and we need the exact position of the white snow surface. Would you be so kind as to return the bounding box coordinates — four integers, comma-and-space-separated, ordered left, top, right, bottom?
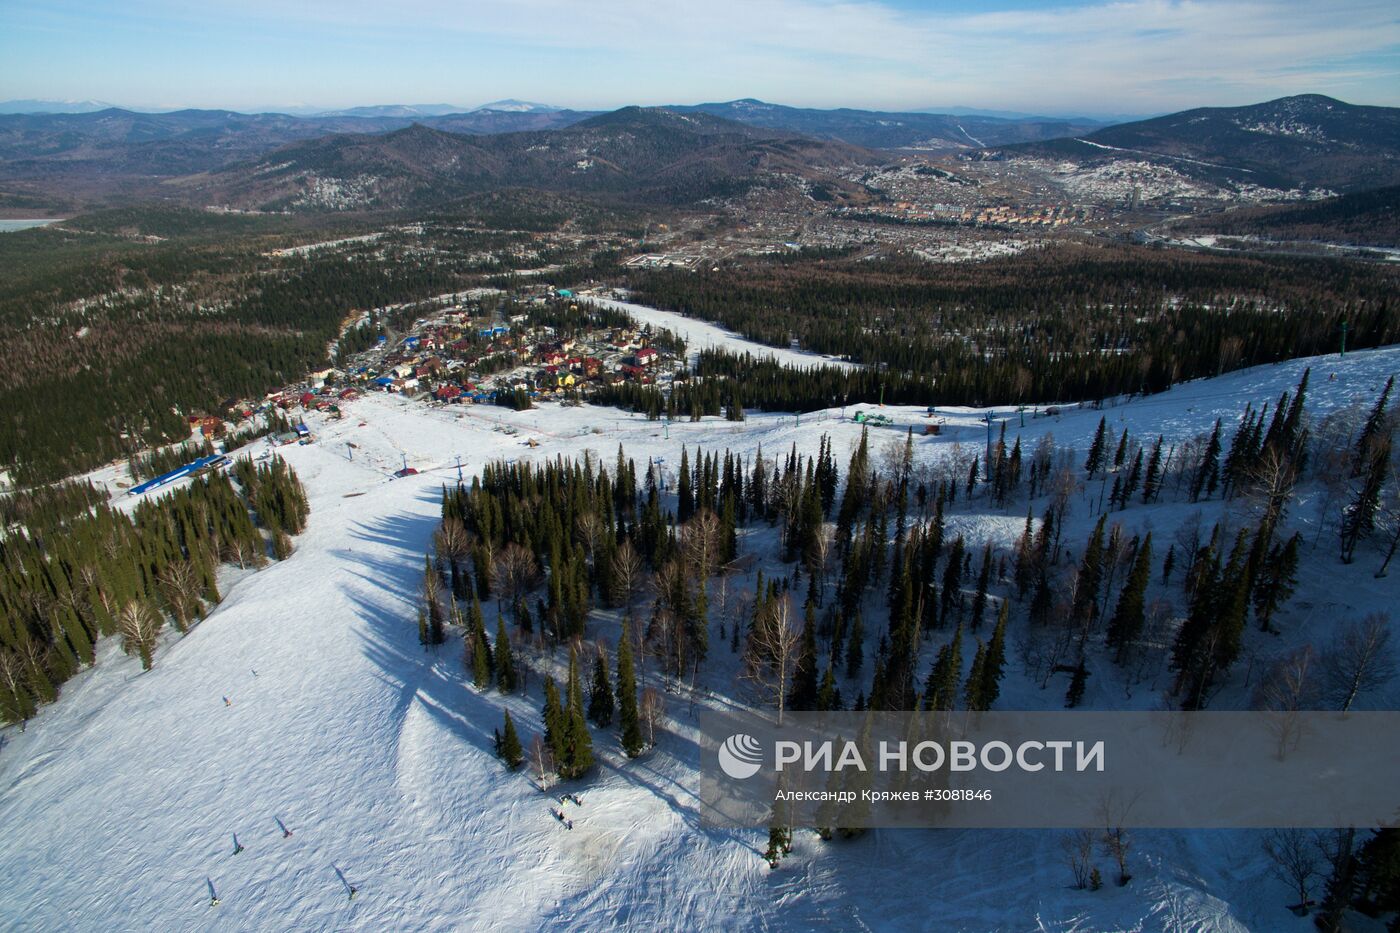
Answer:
2, 342, 1398, 932
581, 293, 860, 370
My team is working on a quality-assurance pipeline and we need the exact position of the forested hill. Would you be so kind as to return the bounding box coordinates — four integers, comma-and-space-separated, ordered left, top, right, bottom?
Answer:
994, 95, 1400, 192
1173, 185, 1400, 247
622, 244, 1400, 410
191, 108, 882, 211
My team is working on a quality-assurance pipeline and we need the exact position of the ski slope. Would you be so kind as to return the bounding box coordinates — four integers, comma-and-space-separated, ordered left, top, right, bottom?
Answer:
579, 293, 860, 370
2, 344, 1397, 932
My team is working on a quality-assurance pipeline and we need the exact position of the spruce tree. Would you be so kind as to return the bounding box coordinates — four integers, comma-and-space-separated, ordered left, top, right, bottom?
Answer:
616, 620, 644, 757
788, 600, 820, 712
844, 612, 865, 679
1072, 515, 1107, 633
1141, 436, 1164, 503
969, 543, 992, 630
1107, 534, 1152, 664
1192, 419, 1222, 502
542, 676, 567, 767
562, 646, 594, 778
963, 640, 987, 711
588, 647, 614, 727
980, 602, 1009, 710
1252, 532, 1300, 633
494, 616, 516, 692
499, 710, 523, 769
1353, 375, 1394, 477
1085, 417, 1108, 477
1065, 658, 1088, 708
922, 624, 962, 711
677, 446, 694, 523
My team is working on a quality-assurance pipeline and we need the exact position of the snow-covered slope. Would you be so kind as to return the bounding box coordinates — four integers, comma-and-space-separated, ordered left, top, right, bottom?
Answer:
2, 344, 1396, 932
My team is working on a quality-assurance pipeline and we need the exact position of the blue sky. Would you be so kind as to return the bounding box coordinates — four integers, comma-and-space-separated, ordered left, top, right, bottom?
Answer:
1, 0, 1396, 115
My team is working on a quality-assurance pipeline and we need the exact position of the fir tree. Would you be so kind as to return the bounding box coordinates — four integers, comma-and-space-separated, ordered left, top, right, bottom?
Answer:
969, 543, 992, 631
561, 646, 595, 778
677, 446, 694, 523
494, 616, 516, 692
1192, 419, 1222, 502
1353, 375, 1394, 477
1106, 534, 1152, 664
470, 609, 493, 689
1341, 434, 1392, 563
963, 640, 988, 711
844, 612, 865, 679
1085, 417, 1108, 477
588, 647, 614, 727
1141, 436, 1164, 503
1113, 428, 1129, 470
1065, 657, 1088, 708
542, 676, 567, 766
1252, 532, 1300, 633
788, 600, 820, 712
616, 620, 644, 757
499, 710, 523, 769
922, 624, 962, 711
980, 602, 1009, 710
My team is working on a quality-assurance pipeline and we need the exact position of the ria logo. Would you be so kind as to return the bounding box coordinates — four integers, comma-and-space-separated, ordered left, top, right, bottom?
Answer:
718, 733, 764, 779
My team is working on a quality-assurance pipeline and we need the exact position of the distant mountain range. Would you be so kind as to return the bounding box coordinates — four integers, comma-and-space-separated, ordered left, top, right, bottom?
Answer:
2, 94, 1396, 212
189, 107, 882, 211
990, 95, 1400, 192
667, 99, 1103, 150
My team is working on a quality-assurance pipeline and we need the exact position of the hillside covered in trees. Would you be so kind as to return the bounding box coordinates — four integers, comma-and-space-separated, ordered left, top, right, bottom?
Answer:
623, 244, 1400, 413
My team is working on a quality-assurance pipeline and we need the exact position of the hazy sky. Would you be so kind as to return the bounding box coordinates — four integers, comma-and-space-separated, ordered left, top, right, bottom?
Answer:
2, 0, 1397, 115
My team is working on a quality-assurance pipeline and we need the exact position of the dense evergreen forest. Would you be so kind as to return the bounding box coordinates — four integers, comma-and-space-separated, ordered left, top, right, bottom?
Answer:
0, 458, 309, 722
623, 244, 1400, 412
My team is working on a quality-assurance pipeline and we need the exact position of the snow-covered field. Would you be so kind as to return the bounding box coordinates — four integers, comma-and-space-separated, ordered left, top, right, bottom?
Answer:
2, 342, 1397, 932
581, 293, 860, 370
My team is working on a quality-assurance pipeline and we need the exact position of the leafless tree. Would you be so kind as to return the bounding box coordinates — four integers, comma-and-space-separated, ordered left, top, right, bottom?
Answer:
741, 592, 801, 724
683, 509, 721, 581
575, 511, 603, 563
1254, 646, 1319, 759
225, 536, 263, 570
1246, 444, 1299, 540
1098, 791, 1138, 885
610, 539, 644, 610
807, 522, 836, 598
1321, 613, 1395, 712
492, 543, 538, 616
158, 560, 202, 633
1262, 828, 1321, 912
1174, 511, 1206, 584
77, 564, 116, 623
0, 650, 29, 716
118, 601, 163, 671
1047, 466, 1078, 559
435, 516, 471, 585
1061, 828, 1095, 889
639, 685, 665, 747
529, 734, 554, 789
880, 433, 913, 483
